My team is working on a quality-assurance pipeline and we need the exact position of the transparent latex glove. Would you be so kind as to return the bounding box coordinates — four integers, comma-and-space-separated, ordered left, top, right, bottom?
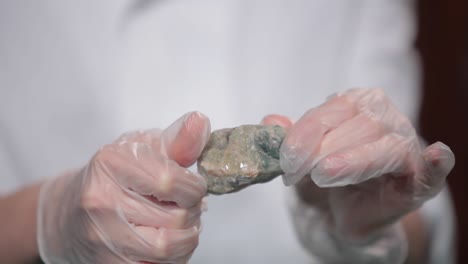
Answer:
37, 112, 210, 264
262, 88, 455, 263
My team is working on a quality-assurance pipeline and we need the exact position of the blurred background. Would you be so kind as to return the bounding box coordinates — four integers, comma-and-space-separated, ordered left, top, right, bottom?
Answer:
0, 0, 466, 263
416, 0, 468, 262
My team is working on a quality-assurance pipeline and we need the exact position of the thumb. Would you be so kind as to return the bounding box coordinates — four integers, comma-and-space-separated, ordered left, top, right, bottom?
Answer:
416, 141, 455, 199
162, 112, 211, 167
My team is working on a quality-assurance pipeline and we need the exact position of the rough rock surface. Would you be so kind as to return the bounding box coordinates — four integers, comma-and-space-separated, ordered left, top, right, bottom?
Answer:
197, 125, 286, 195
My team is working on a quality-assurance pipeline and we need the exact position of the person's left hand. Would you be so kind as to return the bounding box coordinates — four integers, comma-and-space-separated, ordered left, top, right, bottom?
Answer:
262, 88, 455, 241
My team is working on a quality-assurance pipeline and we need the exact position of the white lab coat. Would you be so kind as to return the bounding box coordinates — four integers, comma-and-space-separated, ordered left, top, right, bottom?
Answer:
0, 0, 454, 263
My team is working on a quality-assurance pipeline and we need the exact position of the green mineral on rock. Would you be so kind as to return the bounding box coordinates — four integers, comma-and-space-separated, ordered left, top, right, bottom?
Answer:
197, 125, 286, 195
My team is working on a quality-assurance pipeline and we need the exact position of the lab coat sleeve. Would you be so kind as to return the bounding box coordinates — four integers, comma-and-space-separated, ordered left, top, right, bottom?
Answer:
420, 188, 456, 264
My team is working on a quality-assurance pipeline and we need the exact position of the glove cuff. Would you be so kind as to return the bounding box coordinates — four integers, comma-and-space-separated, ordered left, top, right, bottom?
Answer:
37, 170, 82, 264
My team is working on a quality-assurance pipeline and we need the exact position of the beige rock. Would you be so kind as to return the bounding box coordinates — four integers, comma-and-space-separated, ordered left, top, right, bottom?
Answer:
197, 125, 286, 194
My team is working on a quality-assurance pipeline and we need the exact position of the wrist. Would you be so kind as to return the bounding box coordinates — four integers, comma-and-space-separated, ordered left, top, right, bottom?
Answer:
0, 182, 43, 263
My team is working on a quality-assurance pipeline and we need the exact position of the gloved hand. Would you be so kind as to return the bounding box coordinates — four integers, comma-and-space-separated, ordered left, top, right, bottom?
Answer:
37, 112, 211, 264
263, 88, 455, 263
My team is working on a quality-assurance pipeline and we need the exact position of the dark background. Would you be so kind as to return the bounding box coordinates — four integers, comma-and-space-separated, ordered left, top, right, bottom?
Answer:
417, 0, 468, 263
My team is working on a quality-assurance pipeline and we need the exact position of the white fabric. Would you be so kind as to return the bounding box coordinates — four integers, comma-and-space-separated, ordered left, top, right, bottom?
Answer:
0, 0, 451, 263
420, 188, 457, 264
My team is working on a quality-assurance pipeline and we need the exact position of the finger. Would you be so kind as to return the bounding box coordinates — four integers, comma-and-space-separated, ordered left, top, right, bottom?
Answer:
311, 133, 417, 187
280, 96, 358, 185
162, 112, 211, 167
81, 206, 199, 263
340, 88, 416, 137
121, 193, 203, 229
126, 226, 200, 263
83, 172, 203, 230
415, 142, 455, 199
260, 114, 294, 129
94, 145, 207, 208
84, 179, 189, 230
319, 113, 386, 156
149, 156, 207, 208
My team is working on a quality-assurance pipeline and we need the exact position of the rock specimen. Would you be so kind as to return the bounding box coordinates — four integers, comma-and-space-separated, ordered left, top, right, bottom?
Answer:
197, 125, 286, 195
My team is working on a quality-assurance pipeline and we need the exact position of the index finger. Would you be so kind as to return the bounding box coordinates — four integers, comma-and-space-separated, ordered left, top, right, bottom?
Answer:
280, 95, 358, 185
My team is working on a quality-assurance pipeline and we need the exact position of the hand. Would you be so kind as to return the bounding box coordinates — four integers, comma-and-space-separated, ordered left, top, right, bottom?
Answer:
263, 88, 455, 262
37, 112, 211, 264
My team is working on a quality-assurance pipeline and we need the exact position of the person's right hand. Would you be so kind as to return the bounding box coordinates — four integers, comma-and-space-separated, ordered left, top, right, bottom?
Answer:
37, 112, 211, 264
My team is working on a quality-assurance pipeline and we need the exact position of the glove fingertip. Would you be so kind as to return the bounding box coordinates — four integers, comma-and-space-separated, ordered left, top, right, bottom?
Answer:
279, 143, 309, 174
423, 142, 455, 177
260, 114, 294, 129
163, 112, 211, 167
282, 173, 303, 186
